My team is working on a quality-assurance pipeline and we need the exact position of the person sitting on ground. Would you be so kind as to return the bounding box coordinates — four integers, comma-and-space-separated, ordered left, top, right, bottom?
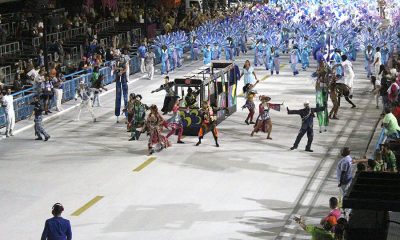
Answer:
382, 107, 400, 139
295, 215, 335, 240
334, 218, 348, 240
381, 143, 398, 172
321, 197, 341, 226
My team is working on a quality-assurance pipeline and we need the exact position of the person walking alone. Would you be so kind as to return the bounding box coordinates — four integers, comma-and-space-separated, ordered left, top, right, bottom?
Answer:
41, 203, 72, 240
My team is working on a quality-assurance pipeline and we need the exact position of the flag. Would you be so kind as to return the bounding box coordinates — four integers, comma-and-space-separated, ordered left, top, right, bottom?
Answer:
268, 103, 282, 111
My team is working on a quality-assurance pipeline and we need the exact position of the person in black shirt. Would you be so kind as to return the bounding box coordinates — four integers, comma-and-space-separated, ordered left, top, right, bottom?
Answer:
379, 69, 390, 112
287, 101, 325, 152
151, 76, 177, 115
185, 87, 201, 108
30, 95, 50, 141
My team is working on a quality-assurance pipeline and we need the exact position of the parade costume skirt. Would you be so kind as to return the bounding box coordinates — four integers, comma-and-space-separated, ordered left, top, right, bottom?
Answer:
253, 116, 270, 133
148, 128, 170, 148
243, 100, 255, 110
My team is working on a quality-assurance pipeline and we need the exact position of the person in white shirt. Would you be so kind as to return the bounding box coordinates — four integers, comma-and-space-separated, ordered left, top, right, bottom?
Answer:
27, 67, 39, 84
75, 80, 96, 122
374, 47, 382, 79
144, 48, 156, 80
341, 55, 355, 96
1, 88, 15, 137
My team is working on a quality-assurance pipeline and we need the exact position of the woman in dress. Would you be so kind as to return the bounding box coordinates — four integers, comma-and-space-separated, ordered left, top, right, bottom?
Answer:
251, 95, 277, 140
144, 105, 170, 155
251, 95, 272, 139
240, 60, 259, 85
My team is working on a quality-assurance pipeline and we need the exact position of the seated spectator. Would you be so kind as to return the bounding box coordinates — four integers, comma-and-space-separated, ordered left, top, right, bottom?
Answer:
321, 197, 341, 226
381, 143, 398, 172
164, 21, 172, 34
382, 107, 400, 138
334, 218, 348, 240
388, 75, 399, 101
37, 49, 45, 68
78, 56, 90, 71
391, 102, 400, 123
105, 48, 114, 61
49, 64, 57, 79
295, 215, 335, 240
356, 162, 367, 173
27, 66, 40, 84
93, 54, 103, 67
13, 74, 23, 92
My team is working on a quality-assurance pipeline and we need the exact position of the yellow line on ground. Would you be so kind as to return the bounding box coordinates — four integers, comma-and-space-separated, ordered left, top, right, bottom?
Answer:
71, 196, 104, 216
260, 75, 270, 81
133, 157, 157, 172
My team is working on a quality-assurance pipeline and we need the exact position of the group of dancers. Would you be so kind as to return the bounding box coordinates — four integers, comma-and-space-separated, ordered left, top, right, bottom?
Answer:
125, 77, 225, 154
4, 0, 400, 155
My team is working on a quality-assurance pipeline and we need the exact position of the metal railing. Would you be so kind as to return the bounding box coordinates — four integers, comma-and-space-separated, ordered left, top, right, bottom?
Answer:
0, 65, 12, 84
0, 41, 20, 56
32, 26, 87, 47
0, 23, 10, 35
95, 19, 115, 33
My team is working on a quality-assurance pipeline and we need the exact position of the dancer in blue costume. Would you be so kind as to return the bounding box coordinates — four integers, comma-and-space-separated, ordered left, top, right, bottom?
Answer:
176, 44, 183, 68
348, 43, 357, 61
191, 36, 199, 60
290, 45, 301, 76
225, 37, 235, 61
203, 44, 212, 65
159, 45, 170, 75
168, 44, 177, 72
240, 31, 248, 54
263, 40, 271, 71
270, 46, 280, 75
211, 42, 221, 60
301, 46, 310, 70
364, 45, 374, 78
253, 39, 263, 67
331, 49, 343, 76
381, 43, 390, 66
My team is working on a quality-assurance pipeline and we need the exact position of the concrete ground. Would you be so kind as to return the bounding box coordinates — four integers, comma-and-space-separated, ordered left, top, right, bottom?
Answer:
0, 50, 381, 239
